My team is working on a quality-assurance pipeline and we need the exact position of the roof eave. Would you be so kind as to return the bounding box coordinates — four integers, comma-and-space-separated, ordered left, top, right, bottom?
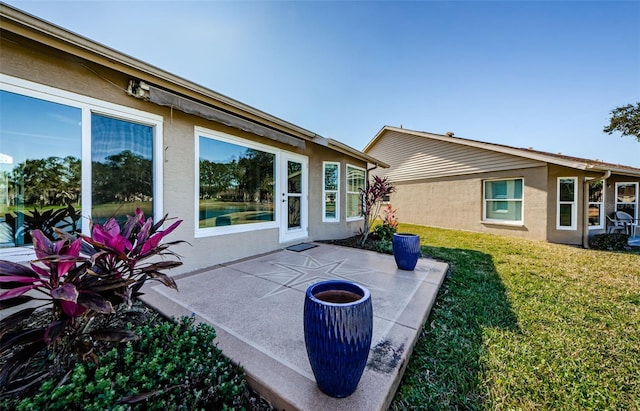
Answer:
0, 3, 322, 143
375, 126, 640, 175
328, 139, 389, 168
585, 164, 640, 178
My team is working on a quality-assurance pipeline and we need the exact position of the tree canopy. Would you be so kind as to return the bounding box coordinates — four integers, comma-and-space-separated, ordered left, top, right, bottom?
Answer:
603, 102, 640, 142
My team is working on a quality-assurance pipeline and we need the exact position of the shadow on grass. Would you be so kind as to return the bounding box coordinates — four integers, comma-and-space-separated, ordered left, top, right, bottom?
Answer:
390, 245, 520, 410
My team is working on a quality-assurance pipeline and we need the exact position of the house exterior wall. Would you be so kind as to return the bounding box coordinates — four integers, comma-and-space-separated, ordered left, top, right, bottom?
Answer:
388, 166, 549, 241
546, 165, 588, 245
603, 173, 640, 221
546, 167, 640, 245
367, 130, 549, 241
0, 30, 366, 273
368, 129, 640, 245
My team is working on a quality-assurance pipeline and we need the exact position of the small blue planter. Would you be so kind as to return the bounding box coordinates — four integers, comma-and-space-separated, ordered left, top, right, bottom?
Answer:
303, 280, 373, 398
392, 233, 421, 270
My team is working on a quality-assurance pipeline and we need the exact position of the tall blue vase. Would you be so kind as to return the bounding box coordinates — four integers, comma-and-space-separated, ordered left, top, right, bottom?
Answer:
303, 280, 373, 398
392, 233, 421, 270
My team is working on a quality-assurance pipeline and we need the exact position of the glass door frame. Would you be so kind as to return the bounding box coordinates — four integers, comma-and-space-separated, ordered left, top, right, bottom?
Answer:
279, 152, 308, 243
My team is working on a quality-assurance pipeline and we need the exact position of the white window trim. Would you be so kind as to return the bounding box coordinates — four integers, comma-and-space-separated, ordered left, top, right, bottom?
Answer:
322, 161, 340, 222
346, 164, 365, 222
557, 177, 578, 230
194, 127, 279, 238
1, 74, 164, 258
482, 177, 524, 225
588, 180, 605, 230
615, 182, 639, 220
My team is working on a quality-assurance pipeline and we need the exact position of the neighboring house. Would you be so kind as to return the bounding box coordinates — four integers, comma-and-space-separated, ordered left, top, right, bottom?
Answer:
0, 4, 387, 273
364, 126, 640, 246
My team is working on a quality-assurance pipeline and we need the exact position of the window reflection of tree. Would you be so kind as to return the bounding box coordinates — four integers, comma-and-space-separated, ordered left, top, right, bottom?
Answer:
3, 156, 81, 246
8, 156, 81, 208
589, 180, 603, 203
200, 148, 274, 205
92, 150, 152, 204
288, 197, 301, 228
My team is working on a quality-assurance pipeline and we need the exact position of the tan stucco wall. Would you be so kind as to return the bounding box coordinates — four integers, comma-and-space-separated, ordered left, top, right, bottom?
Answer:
1, 32, 366, 273
545, 166, 640, 245
390, 166, 549, 241
546, 165, 585, 245
602, 173, 640, 221
388, 159, 640, 246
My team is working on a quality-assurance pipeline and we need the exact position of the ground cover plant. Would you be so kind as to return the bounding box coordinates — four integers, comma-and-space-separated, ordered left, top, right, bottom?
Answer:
386, 224, 640, 410
7, 313, 252, 410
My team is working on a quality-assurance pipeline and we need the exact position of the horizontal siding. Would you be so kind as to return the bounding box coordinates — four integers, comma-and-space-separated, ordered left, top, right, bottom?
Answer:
368, 130, 544, 181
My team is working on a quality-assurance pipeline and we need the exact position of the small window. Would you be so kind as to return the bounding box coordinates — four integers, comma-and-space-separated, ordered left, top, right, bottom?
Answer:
346, 165, 365, 220
588, 180, 604, 229
615, 182, 638, 220
557, 177, 577, 230
483, 178, 523, 223
322, 162, 340, 222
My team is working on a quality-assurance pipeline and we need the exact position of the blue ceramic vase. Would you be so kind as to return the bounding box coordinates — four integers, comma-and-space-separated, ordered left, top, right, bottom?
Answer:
303, 280, 373, 398
392, 233, 420, 270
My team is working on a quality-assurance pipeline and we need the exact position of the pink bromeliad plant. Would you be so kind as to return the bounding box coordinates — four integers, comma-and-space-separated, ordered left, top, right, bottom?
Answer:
0, 208, 184, 393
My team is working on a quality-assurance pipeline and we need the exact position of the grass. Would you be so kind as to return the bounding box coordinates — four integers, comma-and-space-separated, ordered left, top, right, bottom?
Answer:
390, 224, 640, 410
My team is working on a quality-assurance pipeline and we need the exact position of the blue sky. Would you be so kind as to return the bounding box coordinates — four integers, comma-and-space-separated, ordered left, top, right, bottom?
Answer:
7, 0, 640, 166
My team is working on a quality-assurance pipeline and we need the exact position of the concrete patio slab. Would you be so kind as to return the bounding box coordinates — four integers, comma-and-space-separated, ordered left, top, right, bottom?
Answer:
140, 243, 448, 410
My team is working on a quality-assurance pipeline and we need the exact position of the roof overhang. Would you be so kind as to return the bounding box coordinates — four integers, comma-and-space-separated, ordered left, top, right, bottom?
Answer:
1, 3, 388, 167
0, 3, 317, 142
327, 138, 389, 168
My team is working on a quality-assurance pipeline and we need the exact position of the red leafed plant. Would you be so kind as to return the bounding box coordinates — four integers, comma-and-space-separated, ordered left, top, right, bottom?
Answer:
359, 175, 395, 246
382, 204, 398, 230
0, 208, 184, 396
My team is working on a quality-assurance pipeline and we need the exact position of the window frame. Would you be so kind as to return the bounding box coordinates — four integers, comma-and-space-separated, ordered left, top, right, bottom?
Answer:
588, 179, 605, 230
346, 164, 365, 222
482, 177, 524, 225
322, 161, 340, 222
615, 182, 639, 220
0, 74, 163, 258
557, 177, 578, 230
194, 126, 279, 238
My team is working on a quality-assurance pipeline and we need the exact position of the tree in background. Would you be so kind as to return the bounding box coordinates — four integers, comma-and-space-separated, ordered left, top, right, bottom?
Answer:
603, 102, 640, 142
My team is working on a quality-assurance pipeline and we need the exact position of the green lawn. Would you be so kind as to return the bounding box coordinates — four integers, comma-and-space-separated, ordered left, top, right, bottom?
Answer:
390, 224, 640, 410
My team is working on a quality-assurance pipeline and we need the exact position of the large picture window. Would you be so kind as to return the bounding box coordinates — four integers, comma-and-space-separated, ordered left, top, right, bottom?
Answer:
346, 165, 365, 220
0, 77, 162, 251
323, 162, 340, 222
588, 180, 604, 229
557, 177, 577, 230
196, 128, 276, 235
483, 178, 523, 223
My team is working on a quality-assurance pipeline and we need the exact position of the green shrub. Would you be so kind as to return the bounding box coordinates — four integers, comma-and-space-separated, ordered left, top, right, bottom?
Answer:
371, 204, 398, 242
12, 316, 249, 410
589, 233, 629, 251
372, 224, 396, 242
374, 238, 393, 254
